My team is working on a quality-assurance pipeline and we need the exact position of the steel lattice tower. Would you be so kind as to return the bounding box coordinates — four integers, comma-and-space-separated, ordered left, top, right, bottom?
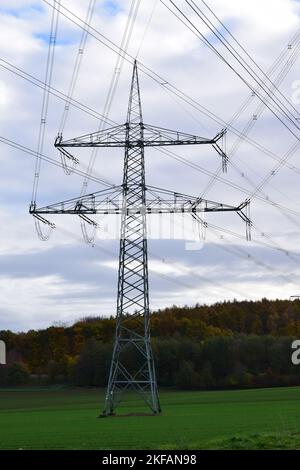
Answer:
30, 60, 251, 416
104, 62, 160, 415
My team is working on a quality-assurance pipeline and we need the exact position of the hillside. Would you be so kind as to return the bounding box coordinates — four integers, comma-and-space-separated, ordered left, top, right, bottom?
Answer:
1, 298, 300, 389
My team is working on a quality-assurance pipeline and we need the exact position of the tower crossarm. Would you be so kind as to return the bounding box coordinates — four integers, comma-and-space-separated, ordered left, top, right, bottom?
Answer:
55, 124, 127, 148
55, 123, 226, 149
29, 184, 251, 227
145, 186, 251, 220
140, 125, 226, 147
29, 186, 123, 215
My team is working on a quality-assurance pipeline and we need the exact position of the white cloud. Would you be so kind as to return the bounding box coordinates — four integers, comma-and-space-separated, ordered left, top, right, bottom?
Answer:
0, 0, 300, 330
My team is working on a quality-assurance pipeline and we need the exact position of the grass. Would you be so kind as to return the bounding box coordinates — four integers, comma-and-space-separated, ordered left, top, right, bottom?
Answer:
207, 432, 300, 450
0, 386, 300, 449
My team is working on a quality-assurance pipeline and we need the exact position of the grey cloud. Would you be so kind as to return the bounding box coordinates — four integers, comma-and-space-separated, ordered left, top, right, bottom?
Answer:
0, 0, 300, 330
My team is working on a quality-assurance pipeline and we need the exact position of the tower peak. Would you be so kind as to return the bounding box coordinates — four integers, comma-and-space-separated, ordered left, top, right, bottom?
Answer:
127, 60, 143, 124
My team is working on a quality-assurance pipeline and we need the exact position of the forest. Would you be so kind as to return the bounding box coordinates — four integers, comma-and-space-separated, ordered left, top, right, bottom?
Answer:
1, 298, 300, 390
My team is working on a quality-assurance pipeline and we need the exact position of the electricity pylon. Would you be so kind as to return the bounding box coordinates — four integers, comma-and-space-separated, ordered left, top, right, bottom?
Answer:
30, 60, 251, 416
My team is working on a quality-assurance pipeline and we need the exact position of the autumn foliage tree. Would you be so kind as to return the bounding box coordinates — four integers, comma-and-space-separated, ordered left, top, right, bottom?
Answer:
1, 298, 300, 390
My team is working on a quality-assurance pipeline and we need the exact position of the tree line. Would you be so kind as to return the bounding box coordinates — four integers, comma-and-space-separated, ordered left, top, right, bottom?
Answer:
1, 298, 300, 389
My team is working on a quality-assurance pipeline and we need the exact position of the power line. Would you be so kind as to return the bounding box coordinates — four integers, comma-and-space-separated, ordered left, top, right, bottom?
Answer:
159, 1, 300, 250
192, 0, 300, 119
80, 0, 142, 197
0, 135, 115, 188
4, 53, 300, 183
59, 0, 97, 134
0, 58, 117, 126
3, 45, 300, 223
39, 0, 300, 225
57, 223, 252, 301
155, 146, 300, 219
20, 1, 300, 267
135, 0, 159, 58
157, 145, 300, 262
201, 32, 300, 198
165, 0, 297, 131
32, 0, 61, 204
3, 52, 300, 222
206, 220, 300, 261
172, 0, 300, 138
228, 159, 300, 230
228, 28, 300, 127
206, 226, 295, 285
41, 0, 300, 174
153, 36, 300, 224
31, 61, 253, 414
4, 51, 300, 238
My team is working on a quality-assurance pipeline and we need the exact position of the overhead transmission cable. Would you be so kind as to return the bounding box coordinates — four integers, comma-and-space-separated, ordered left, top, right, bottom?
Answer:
2, 48, 298, 218
31, 0, 61, 206
165, 0, 299, 202
152, 65, 300, 217
183, 8, 300, 239
2, 42, 299, 221
163, 0, 299, 129
0, 58, 117, 127
163, 0, 300, 132
206, 225, 294, 285
160, 0, 300, 255
57, 223, 252, 301
39, 0, 300, 226
59, 0, 97, 134
135, 0, 159, 58
0, 135, 114, 187
80, 0, 142, 197
202, 31, 300, 198
156, 148, 300, 263
205, 220, 299, 260
228, 27, 300, 127
4, 53, 300, 183
4, 128, 300, 224
2, 132, 299, 267
40, 0, 300, 176
57, 0, 97, 175
56, 201, 297, 289
199, 32, 300, 233
228, 159, 300, 230
31, 0, 62, 241
53, 197, 296, 296
30, 1, 300, 259
5, 1, 292, 293
157, 28, 300, 219
154, 146, 300, 219
168, 0, 300, 140
191, 0, 300, 119
174, 1, 300, 220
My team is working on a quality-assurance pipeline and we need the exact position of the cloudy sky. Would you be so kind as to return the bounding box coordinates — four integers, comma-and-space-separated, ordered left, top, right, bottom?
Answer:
1, 0, 300, 331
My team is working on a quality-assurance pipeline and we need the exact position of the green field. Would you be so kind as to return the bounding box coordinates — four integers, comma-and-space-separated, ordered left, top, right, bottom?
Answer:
0, 387, 300, 449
